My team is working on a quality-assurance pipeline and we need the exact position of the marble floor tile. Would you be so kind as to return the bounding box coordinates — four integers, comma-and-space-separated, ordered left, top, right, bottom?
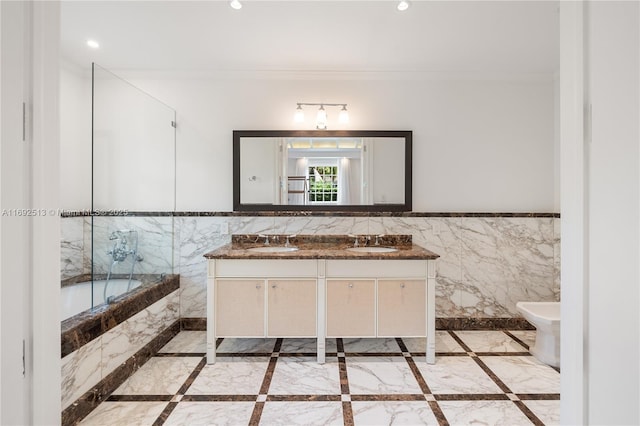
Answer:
351, 401, 438, 425
403, 332, 465, 353
164, 401, 255, 426
346, 357, 422, 395
279, 338, 338, 353
342, 338, 401, 353
438, 400, 534, 426
480, 356, 560, 394
415, 356, 502, 394
217, 338, 277, 354
259, 401, 344, 426
78, 401, 167, 426
453, 330, 528, 352
112, 357, 202, 395
269, 357, 341, 395
523, 400, 560, 425
159, 331, 206, 353
186, 357, 270, 395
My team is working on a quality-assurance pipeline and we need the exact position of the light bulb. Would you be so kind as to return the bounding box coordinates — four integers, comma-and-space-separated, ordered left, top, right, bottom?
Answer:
294, 105, 304, 123
316, 106, 327, 130
230, 0, 242, 10
397, 0, 410, 11
339, 105, 349, 124
86, 39, 100, 49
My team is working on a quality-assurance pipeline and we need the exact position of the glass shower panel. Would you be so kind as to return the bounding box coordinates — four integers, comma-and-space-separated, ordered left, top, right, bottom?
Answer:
92, 63, 175, 211
91, 63, 176, 310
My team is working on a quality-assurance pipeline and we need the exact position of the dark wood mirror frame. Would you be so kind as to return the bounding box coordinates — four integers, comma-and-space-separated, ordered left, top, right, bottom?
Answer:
233, 130, 412, 212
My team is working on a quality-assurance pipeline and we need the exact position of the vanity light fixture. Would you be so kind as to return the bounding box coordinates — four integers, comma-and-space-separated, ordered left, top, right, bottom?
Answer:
397, 0, 410, 11
293, 102, 349, 130
316, 105, 327, 130
229, 0, 242, 10
86, 39, 100, 49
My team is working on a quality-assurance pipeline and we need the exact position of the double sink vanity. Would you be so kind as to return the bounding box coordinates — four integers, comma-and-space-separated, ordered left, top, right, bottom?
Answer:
204, 234, 439, 364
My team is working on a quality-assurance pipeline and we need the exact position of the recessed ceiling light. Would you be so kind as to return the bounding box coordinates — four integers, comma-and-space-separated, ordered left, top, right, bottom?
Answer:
397, 0, 410, 12
230, 0, 242, 10
86, 39, 100, 49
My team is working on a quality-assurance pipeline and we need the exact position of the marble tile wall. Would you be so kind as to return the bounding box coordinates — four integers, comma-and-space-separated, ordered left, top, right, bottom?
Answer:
60, 217, 84, 280
61, 289, 179, 410
61, 215, 560, 319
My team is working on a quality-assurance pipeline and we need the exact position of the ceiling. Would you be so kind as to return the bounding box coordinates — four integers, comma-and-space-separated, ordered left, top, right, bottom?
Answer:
60, 0, 559, 74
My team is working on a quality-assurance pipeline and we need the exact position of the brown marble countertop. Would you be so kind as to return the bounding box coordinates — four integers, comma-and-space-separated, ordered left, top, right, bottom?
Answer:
203, 234, 439, 260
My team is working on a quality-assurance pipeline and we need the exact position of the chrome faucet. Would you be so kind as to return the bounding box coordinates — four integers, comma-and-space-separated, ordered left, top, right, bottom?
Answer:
258, 234, 270, 245
374, 234, 386, 246
285, 234, 297, 247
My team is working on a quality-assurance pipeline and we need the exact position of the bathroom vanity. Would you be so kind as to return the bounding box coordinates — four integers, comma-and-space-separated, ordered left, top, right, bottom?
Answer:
204, 235, 439, 364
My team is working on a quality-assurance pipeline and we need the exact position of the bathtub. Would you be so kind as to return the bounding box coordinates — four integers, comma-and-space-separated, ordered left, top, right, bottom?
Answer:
61, 279, 142, 321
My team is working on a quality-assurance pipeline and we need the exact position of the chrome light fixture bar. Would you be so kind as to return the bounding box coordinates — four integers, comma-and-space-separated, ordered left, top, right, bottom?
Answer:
293, 102, 349, 130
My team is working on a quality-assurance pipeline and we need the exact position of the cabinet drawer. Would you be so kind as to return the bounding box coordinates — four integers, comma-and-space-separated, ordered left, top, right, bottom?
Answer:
215, 259, 317, 278
216, 279, 265, 337
326, 260, 427, 278
267, 280, 317, 337
377, 279, 426, 337
326, 279, 375, 337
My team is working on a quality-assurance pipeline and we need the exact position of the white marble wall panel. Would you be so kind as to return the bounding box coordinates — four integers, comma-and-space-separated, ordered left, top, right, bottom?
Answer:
460, 217, 556, 317
101, 290, 179, 377
369, 217, 464, 317
61, 217, 85, 280
61, 335, 102, 409
229, 216, 276, 235
176, 217, 231, 318
553, 218, 561, 300
82, 217, 92, 274
90, 217, 174, 276
63, 215, 560, 321
272, 216, 369, 235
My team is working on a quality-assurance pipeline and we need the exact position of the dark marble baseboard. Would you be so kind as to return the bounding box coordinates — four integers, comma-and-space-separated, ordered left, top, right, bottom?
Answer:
61, 274, 180, 357
436, 317, 535, 330
180, 317, 535, 332
61, 321, 181, 426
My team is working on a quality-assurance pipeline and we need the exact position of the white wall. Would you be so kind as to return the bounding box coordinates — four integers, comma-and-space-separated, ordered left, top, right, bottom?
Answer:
77, 73, 555, 213
586, 2, 639, 424
60, 63, 91, 209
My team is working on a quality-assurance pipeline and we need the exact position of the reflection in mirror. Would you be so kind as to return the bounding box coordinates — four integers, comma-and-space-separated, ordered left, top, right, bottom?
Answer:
234, 131, 412, 212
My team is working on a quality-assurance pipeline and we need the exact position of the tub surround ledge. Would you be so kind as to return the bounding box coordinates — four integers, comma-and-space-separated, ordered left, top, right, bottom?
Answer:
61, 274, 179, 357
61, 321, 181, 426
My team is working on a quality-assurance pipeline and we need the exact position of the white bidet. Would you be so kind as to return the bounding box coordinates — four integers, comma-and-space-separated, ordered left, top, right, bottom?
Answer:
516, 301, 560, 368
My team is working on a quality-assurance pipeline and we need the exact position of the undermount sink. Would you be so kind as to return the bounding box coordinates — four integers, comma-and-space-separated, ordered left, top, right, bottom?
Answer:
346, 246, 398, 253
246, 246, 299, 253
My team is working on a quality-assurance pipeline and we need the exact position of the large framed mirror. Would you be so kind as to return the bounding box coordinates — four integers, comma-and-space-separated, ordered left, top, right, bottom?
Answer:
233, 130, 412, 212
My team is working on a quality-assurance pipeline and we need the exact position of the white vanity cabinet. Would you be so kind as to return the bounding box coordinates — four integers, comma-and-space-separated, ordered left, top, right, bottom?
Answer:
326, 279, 376, 337
324, 259, 435, 362
207, 256, 437, 365
207, 259, 318, 363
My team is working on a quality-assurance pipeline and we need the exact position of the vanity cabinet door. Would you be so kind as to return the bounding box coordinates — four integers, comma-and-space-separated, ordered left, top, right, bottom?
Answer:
216, 279, 265, 337
267, 280, 317, 337
326, 279, 375, 337
377, 279, 426, 337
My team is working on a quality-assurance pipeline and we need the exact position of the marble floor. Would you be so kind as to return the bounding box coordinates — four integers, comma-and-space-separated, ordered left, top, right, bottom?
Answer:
79, 330, 560, 426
